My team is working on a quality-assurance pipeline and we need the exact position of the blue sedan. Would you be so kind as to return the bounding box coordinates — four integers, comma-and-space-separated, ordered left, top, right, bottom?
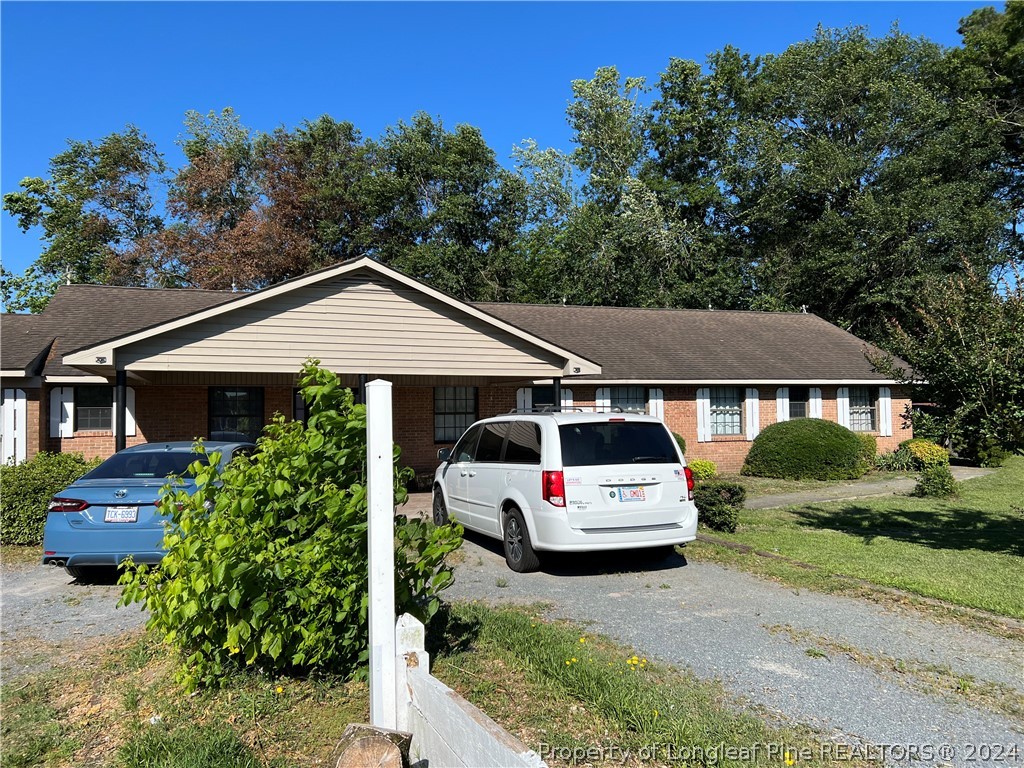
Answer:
42, 441, 253, 581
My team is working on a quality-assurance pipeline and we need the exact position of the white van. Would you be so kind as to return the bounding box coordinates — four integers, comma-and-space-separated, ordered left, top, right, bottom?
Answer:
432, 411, 699, 571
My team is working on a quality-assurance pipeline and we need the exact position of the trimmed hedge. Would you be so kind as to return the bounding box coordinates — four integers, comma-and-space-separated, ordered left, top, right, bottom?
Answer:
0, 452, 102, 545
693, 481, 746, 533
672, 432, 687, 457
688, 458, 718, 481
854, 433, 877, 473
742, 419, 867, 480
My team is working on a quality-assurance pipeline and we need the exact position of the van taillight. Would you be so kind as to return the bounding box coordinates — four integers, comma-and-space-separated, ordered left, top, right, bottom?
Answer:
48, 497, 89, 513
542, 470, 565, 507
684, 467, 695, 501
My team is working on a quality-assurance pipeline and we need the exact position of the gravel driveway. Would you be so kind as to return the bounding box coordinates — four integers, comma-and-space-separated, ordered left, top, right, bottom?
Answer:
448, 533, 1023, 767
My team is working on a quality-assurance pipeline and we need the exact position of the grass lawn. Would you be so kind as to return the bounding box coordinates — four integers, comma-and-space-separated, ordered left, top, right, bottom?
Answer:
3, 603, 859, 768
690, 456, 1024, 620
719, 469, 911, 499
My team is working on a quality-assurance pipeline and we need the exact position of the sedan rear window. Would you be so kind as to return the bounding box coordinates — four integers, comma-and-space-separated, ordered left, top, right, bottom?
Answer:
84, 452, 212, 480
559, 422, 680, 467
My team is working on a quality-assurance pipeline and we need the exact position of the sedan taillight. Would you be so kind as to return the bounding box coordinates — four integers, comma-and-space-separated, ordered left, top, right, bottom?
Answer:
48, 497, 90, 513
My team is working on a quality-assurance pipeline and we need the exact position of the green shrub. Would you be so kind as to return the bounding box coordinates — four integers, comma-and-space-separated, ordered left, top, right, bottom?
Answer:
899, 438, 949, 469
912, 464, 961, 498
909, 408, 948, 445
974, 438, 1008, 468
875, 448, 915, 472
672, 432, 686, 457
687, 458, 718, 481
854, 433, 877, 472
693, 481, 746, 533
741, 419, 866, 480
0, 452, 102, 545
120, 361, 464, 691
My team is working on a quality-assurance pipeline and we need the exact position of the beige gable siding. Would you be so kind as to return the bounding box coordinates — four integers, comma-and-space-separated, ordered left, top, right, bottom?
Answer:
119, 274, 567, 376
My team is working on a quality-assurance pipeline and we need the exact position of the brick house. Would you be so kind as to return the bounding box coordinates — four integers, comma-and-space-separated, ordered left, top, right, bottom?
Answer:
1, 257, 911, 475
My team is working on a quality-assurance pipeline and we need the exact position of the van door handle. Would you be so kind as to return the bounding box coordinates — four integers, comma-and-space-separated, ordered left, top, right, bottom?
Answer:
460, 470, 468, 477
468, 471, 477, 477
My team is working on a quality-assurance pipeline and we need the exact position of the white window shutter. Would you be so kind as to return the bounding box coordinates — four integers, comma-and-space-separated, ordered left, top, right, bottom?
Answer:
50, 387, 74, 438
516, 387, 532, 411
648, 388, 664, 421
596, 387, 611, 413
809, 387, 823, 419
837, 387, 850, 428
745, 388, 760, 440
696, 388, 711, 442
878, 386, 892, 437
776, 387, 789, 422
2, 389, 27, 464
114, 386, 138, 437
560, 387, 573, 410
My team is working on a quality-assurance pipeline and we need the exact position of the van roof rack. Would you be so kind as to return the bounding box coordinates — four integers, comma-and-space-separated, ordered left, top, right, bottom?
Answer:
505, 406, 587, 414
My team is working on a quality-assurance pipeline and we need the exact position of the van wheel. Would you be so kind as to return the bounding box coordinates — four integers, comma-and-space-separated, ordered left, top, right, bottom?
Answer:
503, 508, 540, 573
432, 488, 449, 526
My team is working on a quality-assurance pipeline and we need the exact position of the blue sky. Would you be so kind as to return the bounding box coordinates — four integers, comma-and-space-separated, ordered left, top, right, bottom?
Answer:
1, 1, 991, 283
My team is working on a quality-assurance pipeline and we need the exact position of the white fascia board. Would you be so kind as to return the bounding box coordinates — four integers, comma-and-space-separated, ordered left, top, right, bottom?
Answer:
44, 375, 111, 384
63, 257, 602, 377
0, 369, 29, 377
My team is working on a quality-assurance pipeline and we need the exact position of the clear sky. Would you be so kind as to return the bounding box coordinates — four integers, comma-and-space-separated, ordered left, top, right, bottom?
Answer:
1, 1, 992, 284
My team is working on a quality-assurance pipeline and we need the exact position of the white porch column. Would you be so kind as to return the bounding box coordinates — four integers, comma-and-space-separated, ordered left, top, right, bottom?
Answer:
366, 379, 397, 729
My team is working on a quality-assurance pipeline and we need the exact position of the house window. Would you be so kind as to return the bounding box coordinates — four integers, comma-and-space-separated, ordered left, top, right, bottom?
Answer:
849, 387, 877, 432
710, 387, 742, 436
74, 386, 113, 431
531, 386, 556, 410
434, 386, 477, 443
610, 386, 646, 411
293, 388, 308, 426
789, 386, 809, 420
209, 387, 265, 442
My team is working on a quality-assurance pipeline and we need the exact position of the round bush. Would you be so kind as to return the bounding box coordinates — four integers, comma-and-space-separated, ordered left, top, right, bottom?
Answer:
742, 419, 867, 480
672, 432, 686, 457
688, 459, 718, 481
0, 452, 101, 545
899, 438, 949, 469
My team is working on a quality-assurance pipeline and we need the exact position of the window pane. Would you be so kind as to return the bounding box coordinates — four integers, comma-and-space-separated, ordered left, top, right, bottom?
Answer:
434, 386, 478, 442
710, 387, 742, 436
505, 422, 542, 464
531, 386, 555, 409
848, 387, 877, 432
209, 388, 264, 442
452, 425, 481, 462
475, 422, 507, 462
609, 386, 646, 411
75, 386, 113, 431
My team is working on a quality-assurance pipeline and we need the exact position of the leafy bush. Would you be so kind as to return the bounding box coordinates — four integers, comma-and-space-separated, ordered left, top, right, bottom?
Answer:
854, 433, 877, 473
909, 408, 948, 446
741, 419, 866, 480
693, 481, 746, 533
899, 438, 949, 469
0, 452, 101, 545
875, 448, 916, 472
672, 432, 686, 456
687, 458, 717, 481
120, 362, 463, 691
912, 464, 961, 498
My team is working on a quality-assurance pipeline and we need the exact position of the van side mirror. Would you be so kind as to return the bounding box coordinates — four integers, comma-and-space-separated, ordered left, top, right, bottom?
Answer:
437, 448, 452, 463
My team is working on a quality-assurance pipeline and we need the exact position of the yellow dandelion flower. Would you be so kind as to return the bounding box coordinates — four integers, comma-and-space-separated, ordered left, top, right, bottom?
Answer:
275, 685, 283, 694
579, 637, 587, 643
565, 660, 571, 665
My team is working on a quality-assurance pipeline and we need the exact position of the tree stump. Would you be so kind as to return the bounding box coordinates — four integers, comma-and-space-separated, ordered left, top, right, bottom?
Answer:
331, 723, 413, 768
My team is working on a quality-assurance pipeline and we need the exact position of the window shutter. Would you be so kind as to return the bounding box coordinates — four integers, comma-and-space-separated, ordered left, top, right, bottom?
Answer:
696, 388, 711, 442
595, 387, 611, 413
745, 388, 760, 440
776, 387, 789, 422
114, 386, 138, 437
878, 386, 892, 437
837, 387, 850, 428
2, 389, 27, 464
49, 387, 74, 438
648, 388, 664, 421
809, 387, 823, 419
516, 387, 532, 412
560, 387, 573, 410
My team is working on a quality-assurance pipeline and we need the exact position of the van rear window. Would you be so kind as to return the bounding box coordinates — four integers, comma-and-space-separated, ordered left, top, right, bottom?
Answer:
558, 422, 680, 467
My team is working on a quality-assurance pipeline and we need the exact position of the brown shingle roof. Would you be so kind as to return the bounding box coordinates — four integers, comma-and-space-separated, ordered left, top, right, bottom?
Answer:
473, 303, 896, 382
1, 314, 55, 373
1, 285, 237, 378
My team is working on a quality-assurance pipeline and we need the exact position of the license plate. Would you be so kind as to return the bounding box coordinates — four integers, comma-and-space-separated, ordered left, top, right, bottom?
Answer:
104, 506, 138, 523
617, 486, 646, 502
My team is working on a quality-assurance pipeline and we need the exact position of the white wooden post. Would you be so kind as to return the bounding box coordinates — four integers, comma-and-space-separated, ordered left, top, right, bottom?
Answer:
366, 379, 397, 729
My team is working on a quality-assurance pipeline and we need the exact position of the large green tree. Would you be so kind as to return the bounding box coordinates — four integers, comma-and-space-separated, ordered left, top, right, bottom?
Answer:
2, 126, 166, 311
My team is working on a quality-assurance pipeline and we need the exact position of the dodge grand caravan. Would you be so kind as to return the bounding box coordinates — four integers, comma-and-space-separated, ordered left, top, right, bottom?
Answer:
432, 412, 699, 572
